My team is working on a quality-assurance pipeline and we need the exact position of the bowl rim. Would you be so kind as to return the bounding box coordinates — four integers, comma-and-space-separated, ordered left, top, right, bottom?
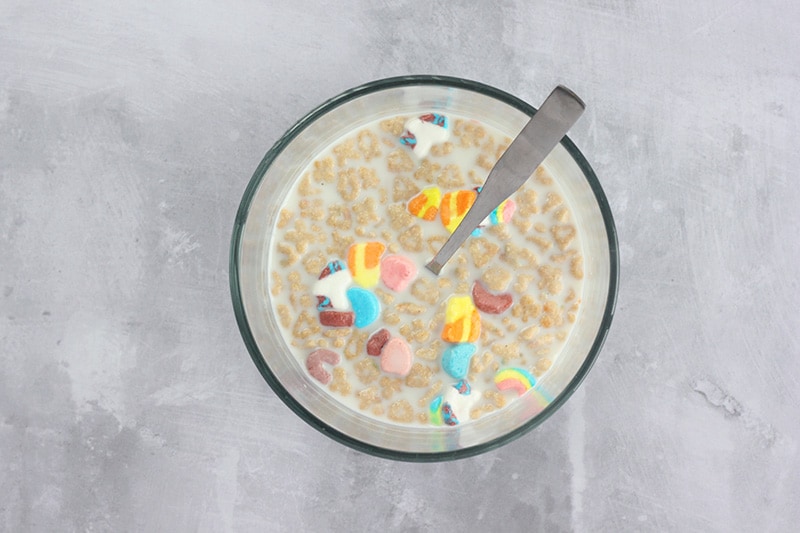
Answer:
230, 74, 619, 462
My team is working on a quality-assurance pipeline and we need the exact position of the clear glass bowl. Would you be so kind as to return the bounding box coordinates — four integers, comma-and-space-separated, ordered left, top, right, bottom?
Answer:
230, 75, 619, 461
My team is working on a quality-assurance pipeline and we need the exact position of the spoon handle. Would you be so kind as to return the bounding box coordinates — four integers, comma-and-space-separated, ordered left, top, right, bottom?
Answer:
425, 85, 585, 275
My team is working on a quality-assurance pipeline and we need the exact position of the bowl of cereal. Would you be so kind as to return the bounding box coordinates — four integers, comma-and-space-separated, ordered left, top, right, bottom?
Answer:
230, 75, 618, 461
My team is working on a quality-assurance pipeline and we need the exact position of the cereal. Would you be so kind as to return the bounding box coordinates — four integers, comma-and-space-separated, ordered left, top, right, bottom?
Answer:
357, 130, 382, 161
400, 319, 431, 343
490, 342, 521, 363
337, 168, 361, 201
319, 310, 355, 328
537, 265, 563, 295
494, 367, 536, 396
268, 112, 585, 427
357, 387, 381, 409
482, 266, 512, 291
277, 209, 293, 229
366, 328, 391, 356
570, 255, 584, 279
511, 295, 541, 323
542, 192, 564, 213
380, 254, 417, 292
277, 304, 291, 328
552, 224, 577, 250
437, 164, 465, 188
380, 376, 403, 399
306, 348, 341, 385
388, 400, 414, 423
468, 238, 500, 268
333, 138, 360, 167
405, 363, 433, 388
313, 157, 335, 183
329, 367, 352, 395
387, 149, 415, 172
472, 280, 513, 314
355, 357, 381, 384
398, 225, 424, 253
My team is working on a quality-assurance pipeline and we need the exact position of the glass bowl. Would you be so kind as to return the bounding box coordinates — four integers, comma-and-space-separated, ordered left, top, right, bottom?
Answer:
230, 75, 618, 461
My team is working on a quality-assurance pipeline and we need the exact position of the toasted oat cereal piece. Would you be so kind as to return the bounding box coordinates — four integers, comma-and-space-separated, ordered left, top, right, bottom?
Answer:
482, 266, 512, 292
535, 166, 553, 185
396, 302, 426, 315
353, 196, 381, 225
344, 332, 368, 360
326, 204, 352, 230
414, 160, 442, 183
534, 357, 553, 376
287, 271, 302, 292
501, 242, 537, 269
398, 225, 424, 253
410, 278, 440, 305
418, 381, 443, 407
512, 217, 533, 233
481, 135, 495, 154
380, 116, 406, 136
537, 265, 563, 295
553, 205, 570, 222
357, 386, 381, 409
518, 325, 539, 341
455, 120, 486, 147
429, 141, 454, 157
355, 357, 381, 384
383, 310, 401, 326
527, 234, 552, 252
277, 304, 291, 328
333, 138, 360, 167
571, 255, 584, 279
540, 300, 564, 328
373, 287, 395, 305
405, 363, 433, 388
302, 251, 327, 276
437, 164, 465, 188
277, 242, 299, 266
277, 209, 293, 229
426, 235, 448, 256
388, 399, 414, 423
552, 224, 577, 250
333, 337, 346, 348
299, 198, 325, 221
392, 176, 419, 202
298, 173, 320, 196
329, 367, 352, 396
415, 342, 440, 362
491, 342, 521, 363
557, 330, 568, 341
323, 328, 353, 338
531, 333, 554, 348
456, 281, 470, 293
502, 316, 518, 332
388, 203, 415, 230
479, 319, 505, 342
468, 238, 500, 268
469, 351, 494, 374
486, 223, 512, 241
476, 153, 495, 171
437, 278, 452, 289
416, 412, 429, 424
292, 311, 319, 339
337, 168, 361, 201
372, 405, 385, 416
357, 130, 382, 161
511, 295, 541, 323
567, 312, 577, 323
485, 390, 507, 408
313, 157, 335, 183
516, 188, 539, 217
400, 319, 430, 343
271, 271, 283, 297
380, 376, 403, 399
542, 192, 563, 214
326, 231, 355, 257
387, 149, 415, 173
468, 169, 484, 185
357, 166, 379, 188
565, 288, 576, 302
495, 142, 509, 161
534, 222, 547, 233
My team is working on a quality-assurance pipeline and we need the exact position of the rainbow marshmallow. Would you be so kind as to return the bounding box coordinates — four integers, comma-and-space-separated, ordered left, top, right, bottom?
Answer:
494, 367, 537, 396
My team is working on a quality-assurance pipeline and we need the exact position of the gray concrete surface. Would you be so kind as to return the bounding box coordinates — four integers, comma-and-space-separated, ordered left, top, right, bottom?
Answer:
2, 1, 798, 531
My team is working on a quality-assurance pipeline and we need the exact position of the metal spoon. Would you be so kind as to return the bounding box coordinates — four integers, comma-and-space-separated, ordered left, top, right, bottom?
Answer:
425, 85, 586, 275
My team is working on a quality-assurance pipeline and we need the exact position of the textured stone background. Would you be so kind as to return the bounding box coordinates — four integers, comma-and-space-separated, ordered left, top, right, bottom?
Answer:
1, 1, 798, 531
